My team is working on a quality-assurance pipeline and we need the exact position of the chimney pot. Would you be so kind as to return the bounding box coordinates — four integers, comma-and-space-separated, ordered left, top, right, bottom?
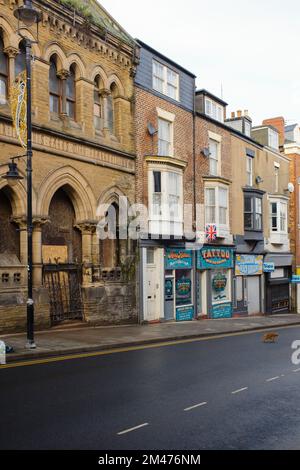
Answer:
237, 110, 242, 118
231, 112, 235, 119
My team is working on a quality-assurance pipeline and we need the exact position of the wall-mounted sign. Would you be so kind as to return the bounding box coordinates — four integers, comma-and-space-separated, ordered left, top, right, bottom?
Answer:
176, 306, 194, 322
235, 255, 263, 276
197, 247, 234, 270
211, 303, 232, 319
263, 262, 275, 273
291, 275, 300, 284
165, 248, 193, 270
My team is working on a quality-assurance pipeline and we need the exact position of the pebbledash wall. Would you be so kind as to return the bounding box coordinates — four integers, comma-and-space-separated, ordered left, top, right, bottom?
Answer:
0, 0, 139, 333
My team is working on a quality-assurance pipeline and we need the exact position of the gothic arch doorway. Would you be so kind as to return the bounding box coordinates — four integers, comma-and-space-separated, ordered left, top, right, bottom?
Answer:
42, 187, 83, 326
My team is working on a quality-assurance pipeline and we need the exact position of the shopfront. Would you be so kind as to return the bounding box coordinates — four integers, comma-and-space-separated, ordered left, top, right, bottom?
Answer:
164, 248, 195, 322
197, 247, 234, 319
264, 254, 292, 315
234, 254, 264, 316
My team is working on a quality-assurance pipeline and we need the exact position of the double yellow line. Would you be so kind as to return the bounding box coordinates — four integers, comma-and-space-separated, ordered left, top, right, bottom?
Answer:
1, 323, 299, 370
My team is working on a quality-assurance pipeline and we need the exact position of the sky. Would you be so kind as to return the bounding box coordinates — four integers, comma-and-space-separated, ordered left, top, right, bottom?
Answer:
100, 0, 300, 126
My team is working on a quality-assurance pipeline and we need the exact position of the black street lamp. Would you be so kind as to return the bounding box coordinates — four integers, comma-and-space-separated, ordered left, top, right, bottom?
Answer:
11, 0, 42, 349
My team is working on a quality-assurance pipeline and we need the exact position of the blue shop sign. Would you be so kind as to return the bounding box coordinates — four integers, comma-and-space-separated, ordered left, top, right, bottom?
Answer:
235, 255, 263, 276
291, 275, 300, 284
197, 247, 234, 270
165, 248, 193, 270
263, 262, 275, 273
176, 306, 194, 322
211, 303, 232, 319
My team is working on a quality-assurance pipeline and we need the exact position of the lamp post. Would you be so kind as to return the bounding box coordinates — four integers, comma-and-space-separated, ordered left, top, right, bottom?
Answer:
12, 1, 41, 349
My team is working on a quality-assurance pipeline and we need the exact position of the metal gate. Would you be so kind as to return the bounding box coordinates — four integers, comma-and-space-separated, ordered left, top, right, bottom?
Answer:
43, 264, 83, 325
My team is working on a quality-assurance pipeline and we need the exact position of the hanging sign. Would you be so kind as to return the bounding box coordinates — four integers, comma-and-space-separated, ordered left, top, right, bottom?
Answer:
10, 71, 27, 149
165, 248, 193, 270
197, 247, 234, 270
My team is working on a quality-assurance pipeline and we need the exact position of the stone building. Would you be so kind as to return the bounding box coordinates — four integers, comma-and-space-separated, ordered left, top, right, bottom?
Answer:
0, 0, 139, 333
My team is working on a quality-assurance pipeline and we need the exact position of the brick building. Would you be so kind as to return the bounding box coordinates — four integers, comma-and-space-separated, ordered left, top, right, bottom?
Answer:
194, 90, 235, 319
135, 41, 196, 323
0, 0, 139, 333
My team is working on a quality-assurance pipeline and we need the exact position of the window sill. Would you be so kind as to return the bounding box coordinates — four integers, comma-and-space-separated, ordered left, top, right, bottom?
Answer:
269, 232, 289, 245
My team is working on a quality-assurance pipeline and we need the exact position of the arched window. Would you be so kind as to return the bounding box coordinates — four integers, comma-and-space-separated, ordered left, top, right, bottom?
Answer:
15, 40, 26, 76
107, 82, 118, 135
66, 64, 76, 120
49, 57, 61, 114
0, 35, 8, 105
93, 75, 103, 131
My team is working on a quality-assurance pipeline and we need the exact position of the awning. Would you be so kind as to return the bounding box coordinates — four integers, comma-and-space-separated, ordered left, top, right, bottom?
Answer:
264, 253, 293, 267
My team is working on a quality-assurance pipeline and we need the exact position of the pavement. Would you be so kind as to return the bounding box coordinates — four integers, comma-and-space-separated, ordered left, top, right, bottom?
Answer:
1, 324, 300, 449
1, 313, 300, 363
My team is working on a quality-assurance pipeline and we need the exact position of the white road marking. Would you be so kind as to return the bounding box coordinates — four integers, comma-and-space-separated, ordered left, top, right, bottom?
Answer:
293, 368, 300, 373
266, 376, 280, 382
231, 387, 248, 395
117, 423, 149, 436
184, 402, 208, 412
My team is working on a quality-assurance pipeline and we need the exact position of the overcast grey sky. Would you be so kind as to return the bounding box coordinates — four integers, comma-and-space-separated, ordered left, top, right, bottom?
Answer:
100, 0, 299, 126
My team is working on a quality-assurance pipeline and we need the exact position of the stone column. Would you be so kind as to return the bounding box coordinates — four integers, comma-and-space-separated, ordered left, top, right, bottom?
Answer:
100, 88, 111, 138
32, 217, 49, 287
4, 46, 19, 85
57, 69, 70, 116
76, 222, 97, 286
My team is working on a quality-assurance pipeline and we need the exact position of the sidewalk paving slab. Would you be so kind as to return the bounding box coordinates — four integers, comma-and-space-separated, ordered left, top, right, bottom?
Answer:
1, 314, 300, 364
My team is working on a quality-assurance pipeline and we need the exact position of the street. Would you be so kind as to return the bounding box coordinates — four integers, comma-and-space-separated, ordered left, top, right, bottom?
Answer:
1, 326, 300, 450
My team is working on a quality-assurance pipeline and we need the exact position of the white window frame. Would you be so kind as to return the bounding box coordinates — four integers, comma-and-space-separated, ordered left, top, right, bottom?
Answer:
246, 156, 253, 187
205, 183, 229, 232
205, 97, 224, 123
268, 129, 279, 150
157, 108, 175, 157
274, 163, 280, 193
148, 166, 183, 225
208, 131, 222, 176
152, 60, 179, 101
269, 198, 288, 234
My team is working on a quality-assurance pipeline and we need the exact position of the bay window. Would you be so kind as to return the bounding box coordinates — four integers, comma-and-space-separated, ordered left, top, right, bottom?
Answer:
270, 200, 287, 233
149, 168, 183, 235
244, 196, 262, 231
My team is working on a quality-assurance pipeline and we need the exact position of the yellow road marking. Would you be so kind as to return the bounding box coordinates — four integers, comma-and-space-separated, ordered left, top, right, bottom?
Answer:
1, 323, 300, 370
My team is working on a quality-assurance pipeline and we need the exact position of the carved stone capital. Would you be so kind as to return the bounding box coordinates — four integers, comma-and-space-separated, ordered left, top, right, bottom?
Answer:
4, 46, 19, 59
57, 69, 70, 80
75, 221, 98, 234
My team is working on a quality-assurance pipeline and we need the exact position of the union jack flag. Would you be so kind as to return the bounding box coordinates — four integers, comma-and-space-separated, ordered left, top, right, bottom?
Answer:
205, 224, 217, 242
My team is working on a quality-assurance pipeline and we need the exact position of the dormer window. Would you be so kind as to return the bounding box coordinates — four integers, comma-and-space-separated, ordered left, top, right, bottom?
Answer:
153, 60, 179, 101
268, 129, 279, 150
205, 98, 224, 123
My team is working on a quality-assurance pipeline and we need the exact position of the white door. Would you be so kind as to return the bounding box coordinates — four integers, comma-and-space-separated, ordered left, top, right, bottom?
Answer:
247, 276, 260, 315
144, 248, 162, 322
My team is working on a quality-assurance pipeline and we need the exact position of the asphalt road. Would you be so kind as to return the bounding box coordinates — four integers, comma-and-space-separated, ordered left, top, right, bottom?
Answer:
1, 326, 300, 450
